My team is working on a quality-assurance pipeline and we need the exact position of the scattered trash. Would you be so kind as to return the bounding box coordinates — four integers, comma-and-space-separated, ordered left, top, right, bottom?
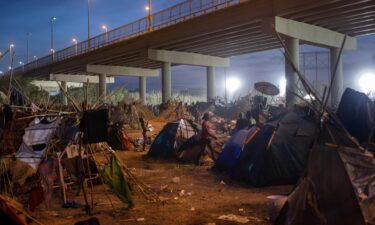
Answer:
220, 180, 226, 185
62, 200, 82, 209
136, 218, 145, 222
172, 177, 180, 183
186, 192, 193, 196
190, 207, 195, 211
74, 217, 100, 225
205, 223, 216, 225
174, 197, 179, 200
238, 208, 244, 212
179, 190, 185, 196
218, 214, 250, 224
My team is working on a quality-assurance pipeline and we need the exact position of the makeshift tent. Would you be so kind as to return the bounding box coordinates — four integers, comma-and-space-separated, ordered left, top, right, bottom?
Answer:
337, 88, 375, 145
276, 123, 375, 225
147, 119, 199, 158
232, 110, 317, 186
16, 117, 60, 169
215, 127, 259, 170
178, 131, 225, 164
108, 122, 132, 151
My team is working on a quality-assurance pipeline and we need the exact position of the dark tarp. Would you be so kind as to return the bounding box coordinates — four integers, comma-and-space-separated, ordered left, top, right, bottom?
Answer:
232, 110, 317, 187
276, 123, 375, 225
9, 86, 26, 106
337, 88, 375, 144
80, 109, 108, 144
147, 119, 199, 158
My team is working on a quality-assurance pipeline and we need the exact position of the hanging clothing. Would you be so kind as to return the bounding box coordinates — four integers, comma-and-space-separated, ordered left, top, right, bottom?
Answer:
102, 155, 134, 208
9, 86, 26, 106
80, 109, 108, 144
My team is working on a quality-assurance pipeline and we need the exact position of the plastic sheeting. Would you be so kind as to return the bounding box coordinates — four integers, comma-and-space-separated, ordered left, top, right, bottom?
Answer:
16, 118, 59, 169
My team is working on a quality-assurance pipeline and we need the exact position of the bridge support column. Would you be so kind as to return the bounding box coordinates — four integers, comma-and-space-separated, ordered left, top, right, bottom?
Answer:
61, 81, 68, 106
330, 47, 344, 109
207, 66, 215, 102
139, 76, 146, 104
99, 73, 107, 102
285, 38, 300, 108
162, 62, 171, 103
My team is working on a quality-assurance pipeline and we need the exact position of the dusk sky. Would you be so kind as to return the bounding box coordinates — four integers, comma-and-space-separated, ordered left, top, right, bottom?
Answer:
0, 0, 374, 98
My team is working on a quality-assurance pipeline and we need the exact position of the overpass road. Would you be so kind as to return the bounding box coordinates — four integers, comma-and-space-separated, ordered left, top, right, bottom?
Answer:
9, 0, 375, 105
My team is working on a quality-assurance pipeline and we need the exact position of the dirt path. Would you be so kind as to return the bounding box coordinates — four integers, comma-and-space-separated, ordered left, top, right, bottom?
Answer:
32, 120, 292, 225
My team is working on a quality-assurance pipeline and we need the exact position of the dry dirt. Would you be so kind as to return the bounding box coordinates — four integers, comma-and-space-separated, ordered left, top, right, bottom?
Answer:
30, 120, 292, 225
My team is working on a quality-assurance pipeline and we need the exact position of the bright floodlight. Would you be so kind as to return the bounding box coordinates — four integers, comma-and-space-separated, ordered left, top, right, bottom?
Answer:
279, 78, 286, 96
72, 38, 78, 44
101, 25, 107, 30
145, 5, 150, 11
358, 73, 375, 94
226, 77, 241, 93
9, 44, 15, 48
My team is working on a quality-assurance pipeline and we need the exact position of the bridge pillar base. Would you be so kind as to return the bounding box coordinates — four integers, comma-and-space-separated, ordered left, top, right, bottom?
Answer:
61, 81, 68, 106
162, 62, 171, 104
99, 73, 107, 103
330, 47, 344, 110
285, 38, 300, 108
139, 76, 147, 104
207, 66, 215, 102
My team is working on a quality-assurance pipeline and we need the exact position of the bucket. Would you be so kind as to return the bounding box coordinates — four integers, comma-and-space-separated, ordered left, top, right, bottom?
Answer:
266, 195, 287, 223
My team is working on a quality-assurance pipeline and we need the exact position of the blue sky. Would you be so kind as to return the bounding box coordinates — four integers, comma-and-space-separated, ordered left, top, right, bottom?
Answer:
0, 0, 374, 97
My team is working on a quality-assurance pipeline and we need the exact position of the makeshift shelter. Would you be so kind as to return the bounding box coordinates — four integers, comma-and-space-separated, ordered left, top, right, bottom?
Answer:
232, 109, 317, 186
337, 88, 375, 145
276, 123, 375, 225
147, 119, 199, 158
215, 127, 258, 170
16, 117, 60, 169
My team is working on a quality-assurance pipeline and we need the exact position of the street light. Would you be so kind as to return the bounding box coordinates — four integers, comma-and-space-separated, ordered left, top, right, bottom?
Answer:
50, 48, 55, 62
101, 25, 109, 42
145, 0, 152, 32
19, 61, 25, 72
9, 43, 15, 70
26, 32, 31, 64
34, 56, 39, 67
72, 38, 78, 55
358, 72, 375, 96
51, 16, 57, 62
87, 0, 91, 49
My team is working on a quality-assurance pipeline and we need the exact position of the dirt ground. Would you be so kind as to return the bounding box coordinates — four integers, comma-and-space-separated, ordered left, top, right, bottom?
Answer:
31, 120, 292, 225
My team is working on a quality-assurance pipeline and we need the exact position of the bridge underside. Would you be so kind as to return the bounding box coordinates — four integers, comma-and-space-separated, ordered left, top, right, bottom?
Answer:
21, 0, 374, 78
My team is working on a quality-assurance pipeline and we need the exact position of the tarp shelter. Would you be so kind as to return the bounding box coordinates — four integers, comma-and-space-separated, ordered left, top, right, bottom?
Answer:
276, 123, 375, 225
232, 109, 317, 187
16, 118, 60, 169
148, 119, 199, 158
337, 88, 375, 145
215, 127, 259, 170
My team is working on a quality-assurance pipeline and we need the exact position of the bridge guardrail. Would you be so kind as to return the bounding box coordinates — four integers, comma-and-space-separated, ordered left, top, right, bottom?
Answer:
16, 0, 243, 74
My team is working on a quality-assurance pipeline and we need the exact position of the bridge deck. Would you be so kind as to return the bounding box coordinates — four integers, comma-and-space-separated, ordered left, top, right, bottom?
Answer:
15, 0, 375, 78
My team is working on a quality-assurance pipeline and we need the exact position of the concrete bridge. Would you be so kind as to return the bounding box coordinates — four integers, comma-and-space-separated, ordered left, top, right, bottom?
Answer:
11, 0, 375, 107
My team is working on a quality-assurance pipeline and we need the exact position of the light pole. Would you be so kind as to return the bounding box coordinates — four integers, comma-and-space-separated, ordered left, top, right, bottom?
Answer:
9, 43, 15, 70
101, 25, 108, 42
145, 0, 153, 32
51, 16, 57, 62
72, 38, 78, 55
87, 0, 91, 49
19, 61, 24, 72
34, 56, 38, 67
26, 32, 31, 64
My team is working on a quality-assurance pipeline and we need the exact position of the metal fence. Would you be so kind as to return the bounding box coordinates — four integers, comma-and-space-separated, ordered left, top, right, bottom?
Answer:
16, 0, 243, 74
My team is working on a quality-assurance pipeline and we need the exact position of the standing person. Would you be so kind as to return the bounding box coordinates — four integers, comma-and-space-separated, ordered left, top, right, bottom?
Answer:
139, 117, 148, 151
198, 112, 218, 164
234, 112, 250, 131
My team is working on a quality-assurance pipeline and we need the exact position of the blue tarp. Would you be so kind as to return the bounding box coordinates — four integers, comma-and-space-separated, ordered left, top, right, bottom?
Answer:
215, 127, 258, 170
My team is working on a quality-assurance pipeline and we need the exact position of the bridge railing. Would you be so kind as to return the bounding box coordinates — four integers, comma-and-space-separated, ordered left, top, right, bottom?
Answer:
16, 0, 243, 74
